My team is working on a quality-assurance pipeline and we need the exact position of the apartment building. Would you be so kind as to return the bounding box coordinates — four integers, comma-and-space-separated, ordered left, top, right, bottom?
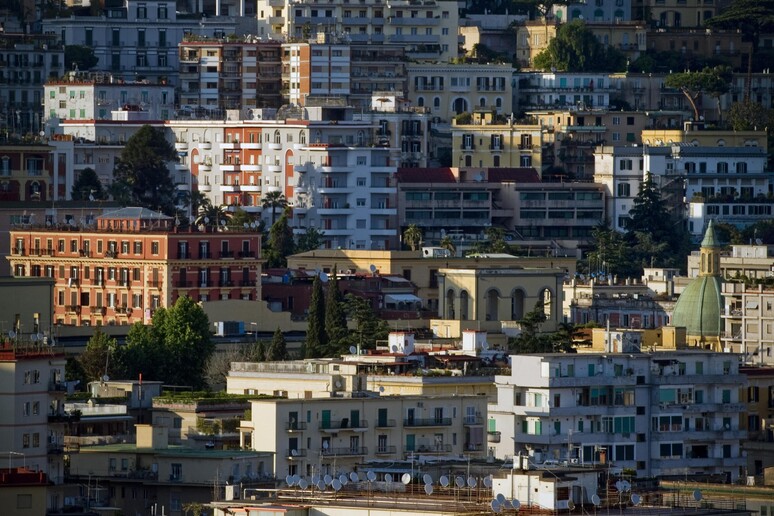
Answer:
406, 63, 514, 122
634, 0, 721, 28
44, 73, 176, 122
0, 30, 65, 138
242, 394, 488, 478
488, 352, 747, 481
257, 0, 459, 62
551, 0, 633, 23
42, 0, 237, 87
7, 207, 262, 326
593, 145, 647, 232
451, 112, 543, 170
721, 283, 774, 365
739, 366, 774, 478
178, 37, 283, 112
0, 141, 68, 203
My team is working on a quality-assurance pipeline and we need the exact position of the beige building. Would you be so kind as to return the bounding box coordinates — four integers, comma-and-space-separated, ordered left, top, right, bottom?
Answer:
68, 425, 273, 515
286, 250, 577, 316
242, 394, 488, 478
436, 267, 566, 337
451, 112, 543, 170
406, 63, 514, 121
0, 468, 50, 516
151, 395, 250, 447
642, 129, 769, 152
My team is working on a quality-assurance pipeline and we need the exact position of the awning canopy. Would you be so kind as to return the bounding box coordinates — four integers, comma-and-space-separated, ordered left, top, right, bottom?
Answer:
385, 294, 422, 305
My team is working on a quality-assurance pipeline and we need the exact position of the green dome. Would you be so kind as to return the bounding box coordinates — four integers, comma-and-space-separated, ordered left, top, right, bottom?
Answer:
671, 275, 722, 338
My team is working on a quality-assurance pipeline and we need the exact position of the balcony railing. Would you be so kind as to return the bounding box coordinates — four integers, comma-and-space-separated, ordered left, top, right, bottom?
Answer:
219, 250, 234, 258
375, 445, 397, 455
238, 250, 255, 258
285, 421, 307, 431
199, 251, 212, 259
404, 444, 452, 454
176, 280, 191, 288
374, 418, 396, 428
403, 417, 451, 427
285, 449, 307, 458
321, 446, 367, 456
319, 420, 368, 430
219, 280, 234, 287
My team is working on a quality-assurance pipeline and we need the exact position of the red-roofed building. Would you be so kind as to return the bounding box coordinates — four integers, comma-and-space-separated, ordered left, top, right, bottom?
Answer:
0, 468, 49, 515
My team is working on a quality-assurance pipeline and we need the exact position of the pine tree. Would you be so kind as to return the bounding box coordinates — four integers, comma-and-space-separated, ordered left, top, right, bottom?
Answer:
305, 275, 327, 358
324, 269, 348, 356
267, 327, 288, 361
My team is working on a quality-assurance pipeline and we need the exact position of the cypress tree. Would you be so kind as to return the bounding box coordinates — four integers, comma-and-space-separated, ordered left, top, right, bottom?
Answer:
305, 275, 326, 358
267, 327, 288, 361
324, 268, 348, 356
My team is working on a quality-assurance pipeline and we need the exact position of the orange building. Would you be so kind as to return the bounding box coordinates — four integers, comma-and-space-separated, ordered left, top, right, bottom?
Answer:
7, 207, 262, 327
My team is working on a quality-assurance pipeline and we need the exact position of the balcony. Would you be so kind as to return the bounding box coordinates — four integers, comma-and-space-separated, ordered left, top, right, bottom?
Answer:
267, 164, 281, 173
199, 141, 212, 150
48, 381, 68, 393
219, 250, 234, 258
375, 445, 397, 455
285, 421, 307, 432
218, 280, 234, 287
64, 305, 81, 314
242, 142, 261, 150
175, 141, 188, 151
286, 449, 307, 458
404, 444, 452, 454
463, 415, 483, 425
487, 431, 501, 443
31, 249, 56, 257
319, 420, 368, 431
374, 418, 396, 428
199, 183, 212, 192
220, 184, 241, 192
321, 446, 367, 456
90, 306, 107, 315
12, 247, 25, 255
239, 280, 254, 287
199, 162, 212, 172
147, 281, 163, 289
176, 281, 191, 288
294, 164, 308, 173
118, 280, 131, 288
242, 164, 261, 172
48, 411, 80, 423
47, 443, 65, 454
241, 184, 261, 192
403, 417, 451, 427
238, 250, 255, 258
221, 141, 241, 150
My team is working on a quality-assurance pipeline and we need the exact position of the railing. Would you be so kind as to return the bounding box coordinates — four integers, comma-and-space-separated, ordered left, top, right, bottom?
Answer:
403, 417, 451, 427
147, 281, 163, 289
285, 421, 307, 431
404, 444, 452, 454
319, 420, 369, 430
219, 280, 234, 287
463, 415, 483, 425
285, 449, 307, 458
322, 446, 367, 456
90, 306, 106, 315
238, 250, 255, 258
199, 251, 211, 259
374, 419, 396, 428
487, 431, 501, 443
375, 445, 397, 454
220, 250, 234, 258
176, 281, 191, 288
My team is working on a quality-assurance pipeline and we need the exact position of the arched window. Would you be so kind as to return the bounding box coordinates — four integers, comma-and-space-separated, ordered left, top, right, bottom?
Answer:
540, 288, 553, 320
486, 289, 499, 321
511, 289, 525, 320
273, 130, 281, 144
417, 97, 425, 107
434, 97, 440, 108
479, 97, 486, 108
495, 97, 502, 108
446, 289, 455, 319
594, 8, 603, 19
459, 290, 469, 320
571, 8, 582, 19
299, 131, 306, 144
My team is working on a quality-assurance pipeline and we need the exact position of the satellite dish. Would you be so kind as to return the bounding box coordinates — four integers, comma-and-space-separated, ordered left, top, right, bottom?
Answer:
490, 500, 502, 513
339, 474, 348, 485
467, 477, 477, 488
621, 480, 631, 492
502, 500, 512, 510
592, 494, 601, 506
367, 471, 376, 482
220, 219, 226, 226
756, 238, 763, 245
379, 386, 385, 393
332, 479, 342, 491
424, 484, 434, 496
693, 490, 702, 502
250, 222, 257, 229
391, 344, 398, 352
322, 441, 329, 450
483, 476, 492, 488
244, 222, 249, 228
423, 474, 433, 485
316, 480, 326, 491
320, 272, 329, 282
324, 474, 332, 485
440, 475, 449, 487
285, 474, 294, 486
385, 473, 393, 483
349, 346, 357, 354
102, 374, 110, 382
631, 494, 642, 505
455, 476, 465, 488
512, 499, 521, 510
311, 475, 320, 484
291, 449, 299, 457
401, 473, 411, 485
89, 194, 95, 202
615, 481, 623, 492
204, 217, 210, 224
8, 330, 16, 339
369, 264, 377, 273
298, 479, 309, 490
30, 333, 38, 342
496, 493, 506, 504
334, 380, 342, 389
291, 474, 300, 485
350, 472, 359, 483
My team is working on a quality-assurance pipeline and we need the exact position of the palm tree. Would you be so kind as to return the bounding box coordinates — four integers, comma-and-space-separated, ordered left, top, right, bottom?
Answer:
403, 224, 423, 251
195, 200, 231, 229
439, 235, 456, 257
261, 190, 288, 227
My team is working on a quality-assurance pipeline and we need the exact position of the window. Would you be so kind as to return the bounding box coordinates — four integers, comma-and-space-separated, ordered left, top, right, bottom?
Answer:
617, 183, 630, 196
151, 242, 159, 254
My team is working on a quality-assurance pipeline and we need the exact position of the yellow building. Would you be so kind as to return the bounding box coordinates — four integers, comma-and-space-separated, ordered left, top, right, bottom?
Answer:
642, 129, 768, 152
451, 111, 544, 171
0, 468, 49, 516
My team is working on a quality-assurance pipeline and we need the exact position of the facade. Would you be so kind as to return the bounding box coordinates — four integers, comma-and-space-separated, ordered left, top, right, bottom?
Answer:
722, 284, 774, 365
739, 366, 774, 477
243, 394, 488, 478
0, 468, 50, 516
488, 351, 747, 481
7, 207, 262, 326
42, 0, 237, 87
451, 113, 543, 170
0, 30, 65, 138
0, 142, 70, 203
178, 38, 283, 112
406, 63, 514, 121
256, 0, 460, 62
593, 145, 646, 232
44, 73, 176, 123
551, 1, 633, 23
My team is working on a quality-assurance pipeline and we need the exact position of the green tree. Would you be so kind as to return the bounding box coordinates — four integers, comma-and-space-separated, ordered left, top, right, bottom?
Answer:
112, 125, 177, 214
265, 210, 295, 268
727, 100, 774, 131
65, 45, 98, 71
343, 293, 389, 351
261, 190, 288, 227
533, 20, 627, 72
324, 270, 348, 355
587, 223, 634, 278
663, 67, 731, 121
305, 275, 327, 358
120, 297, 213, 389
196, 200, 231, 229
228, 207, 261, 231
296, 226, 326, 253
508, 301, 549, 353
402, 224, 423, 251
267, 327, 289, 361
71, 168, 106, 200
78, 326, 117, 382
439, 236, 456, 257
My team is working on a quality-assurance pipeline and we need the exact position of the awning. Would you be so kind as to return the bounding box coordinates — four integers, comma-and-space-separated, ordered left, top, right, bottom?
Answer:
385, 294, 422, 304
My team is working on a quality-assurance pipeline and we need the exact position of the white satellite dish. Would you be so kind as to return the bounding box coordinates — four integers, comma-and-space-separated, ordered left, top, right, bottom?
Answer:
332, 479, 342, 491
615, 481, 623, 492
483, 476, 492, 488
440, 475, 449, 487
339, 474, 348, 485
467, 477, 476, 488
756, 238, 763, 245
592, 494, 601, 506
391, 344, 398, 352
401, 473, 411, 485
298, 479, 309, 490
423, 474, 433, 485
455, 476, 465, 488
311, 475, 320, 484
385, 473, 393, 483
204, 217, 210, 224
291, 474, 300, 485
349, 346, 357, 354
30, 333, 38, 342
291, 449, 299, 457
367, 471, 376, 482
244, 222, 249, 228
220, 219, 226, 226
512, 499, 521, 510
350, 472, 359, 483
490, 499, 501, 513
285, 474, 294, 486
496, 493, 506, 504
334, 380, 342, 389
379, 386, 385, 393
621, 480, 631, 492
631, 494, 642, 505
502, 500, 512, 509
322, 441, 329, 450
102, 374, 110, 382
424, 484, 434, 496
324, 474, 332, 485
316, 480, 326, 491
693, 490, 702, 502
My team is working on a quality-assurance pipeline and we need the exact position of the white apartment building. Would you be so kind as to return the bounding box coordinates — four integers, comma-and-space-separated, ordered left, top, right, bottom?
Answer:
42, 0, 237, 87
407, 63, 514, 121
516, 72, 621, 111
242, 394, 488, 478
256, 0, 459, 62
722, 283, 774, 365
593, 145, 644, 232
551, 0, 633, 23
488, 352, 747, 481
